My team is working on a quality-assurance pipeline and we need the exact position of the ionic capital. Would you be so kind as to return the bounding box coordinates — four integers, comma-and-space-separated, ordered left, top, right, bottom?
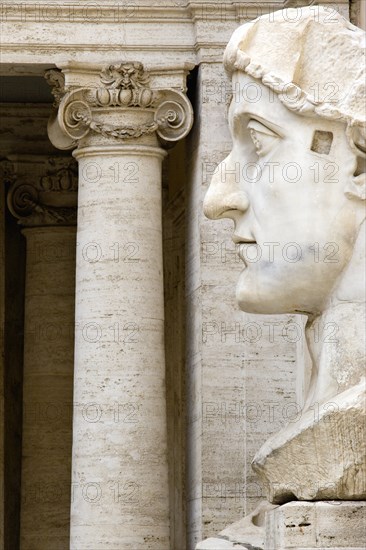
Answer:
5, 157, 78, 227
45, 62, 193, 150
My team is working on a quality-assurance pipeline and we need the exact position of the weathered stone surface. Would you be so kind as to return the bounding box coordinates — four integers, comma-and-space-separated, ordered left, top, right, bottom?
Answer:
265, 501, 366, 549
219, 501, 277, 547
253, 379, 366, 503
196, 537, 248, 549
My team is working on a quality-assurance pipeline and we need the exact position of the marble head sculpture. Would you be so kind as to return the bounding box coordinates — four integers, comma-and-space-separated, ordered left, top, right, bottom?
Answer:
204, 7, 366, 503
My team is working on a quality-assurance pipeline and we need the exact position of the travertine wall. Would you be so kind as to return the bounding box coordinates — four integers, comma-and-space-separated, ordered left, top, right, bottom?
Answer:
185, 61, 303, 548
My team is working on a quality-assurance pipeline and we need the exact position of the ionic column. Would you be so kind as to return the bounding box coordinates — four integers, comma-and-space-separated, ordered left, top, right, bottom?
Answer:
7, 156, 78, 549
46, 63, 193, 549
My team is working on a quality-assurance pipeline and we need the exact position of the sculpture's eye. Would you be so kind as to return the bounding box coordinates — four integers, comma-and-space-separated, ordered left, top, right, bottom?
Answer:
247, 119, 280, 157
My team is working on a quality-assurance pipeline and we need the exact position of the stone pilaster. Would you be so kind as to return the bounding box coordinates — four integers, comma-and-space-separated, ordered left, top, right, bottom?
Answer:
7, 155, 77, 550
46, 62, 193, 549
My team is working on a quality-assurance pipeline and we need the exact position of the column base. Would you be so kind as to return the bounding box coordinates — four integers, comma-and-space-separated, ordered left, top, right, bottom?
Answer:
265, 501, 366, 549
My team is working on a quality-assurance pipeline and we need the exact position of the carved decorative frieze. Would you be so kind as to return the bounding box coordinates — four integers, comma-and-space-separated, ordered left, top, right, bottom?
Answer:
40, 157, 78, 193
76, 63, 155, 109
100, 62, 149, 89
6, 157, 78, 227
96, 62, 155, 107
45, 62, 193, 149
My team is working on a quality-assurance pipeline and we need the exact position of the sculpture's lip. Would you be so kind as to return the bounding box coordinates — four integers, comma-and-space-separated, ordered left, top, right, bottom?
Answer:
236, 240, 258, 265
232, 234, 256, 244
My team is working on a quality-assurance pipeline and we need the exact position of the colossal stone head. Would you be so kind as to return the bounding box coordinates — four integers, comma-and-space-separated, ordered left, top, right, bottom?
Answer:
204, 6, 365, 316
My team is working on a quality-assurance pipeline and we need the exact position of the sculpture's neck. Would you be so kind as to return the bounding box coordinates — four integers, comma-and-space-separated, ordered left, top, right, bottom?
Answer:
304, 219, 366, 408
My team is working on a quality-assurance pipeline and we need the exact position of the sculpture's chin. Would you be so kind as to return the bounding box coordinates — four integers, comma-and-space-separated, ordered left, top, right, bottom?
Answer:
236, 284, 278, 315
236, 295, 289, 315
235, 264, 332, 315
236, 274, 300, 315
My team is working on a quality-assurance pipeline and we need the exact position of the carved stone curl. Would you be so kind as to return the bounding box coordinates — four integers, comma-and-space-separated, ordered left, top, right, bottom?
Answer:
154, 90, 193, 142
46, 63, 193, 150
7, 158, 78, 227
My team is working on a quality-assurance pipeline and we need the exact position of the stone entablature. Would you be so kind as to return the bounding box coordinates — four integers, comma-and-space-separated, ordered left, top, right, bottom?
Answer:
0, 1, 352, 72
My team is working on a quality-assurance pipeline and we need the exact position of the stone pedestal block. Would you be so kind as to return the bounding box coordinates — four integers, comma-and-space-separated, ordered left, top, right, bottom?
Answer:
196, 538, 248, 549
253, 380, 366, 503
265, 501, 366, 550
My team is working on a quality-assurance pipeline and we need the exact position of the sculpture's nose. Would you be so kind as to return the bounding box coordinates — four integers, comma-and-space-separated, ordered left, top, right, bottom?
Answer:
203, 158, 250, 220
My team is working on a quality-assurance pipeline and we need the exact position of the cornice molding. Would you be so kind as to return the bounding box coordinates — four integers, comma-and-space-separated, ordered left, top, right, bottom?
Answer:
0, 2, 191, 24
0, 0, 348, 23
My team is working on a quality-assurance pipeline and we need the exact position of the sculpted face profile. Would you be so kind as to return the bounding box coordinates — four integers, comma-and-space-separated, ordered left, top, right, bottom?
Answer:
204, 7, 366, 503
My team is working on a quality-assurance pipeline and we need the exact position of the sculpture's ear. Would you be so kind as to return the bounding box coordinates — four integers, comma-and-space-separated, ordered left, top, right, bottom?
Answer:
345, 127, 366, 201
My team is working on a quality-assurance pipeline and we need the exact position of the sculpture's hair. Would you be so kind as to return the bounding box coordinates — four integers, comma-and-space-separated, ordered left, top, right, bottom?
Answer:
224, 6, 366, 158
